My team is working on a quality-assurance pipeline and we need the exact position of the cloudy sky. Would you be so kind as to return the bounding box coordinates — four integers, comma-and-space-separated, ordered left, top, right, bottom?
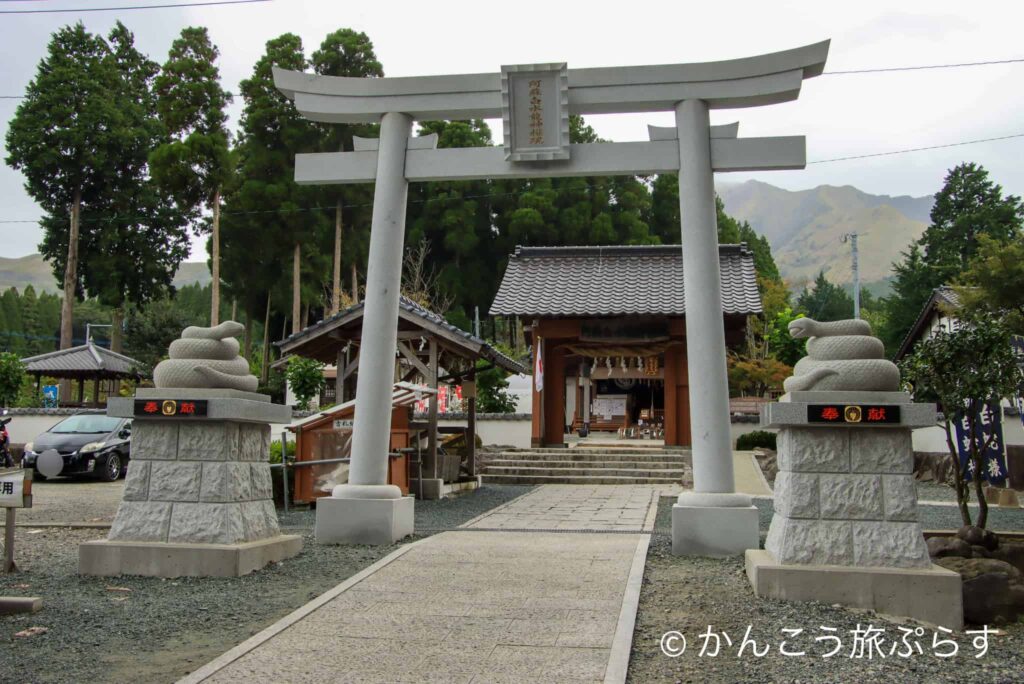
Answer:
2, 0, 1023, 261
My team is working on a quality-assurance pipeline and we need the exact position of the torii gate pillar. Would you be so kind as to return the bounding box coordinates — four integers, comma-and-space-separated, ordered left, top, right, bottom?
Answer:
672, 99, 759, 556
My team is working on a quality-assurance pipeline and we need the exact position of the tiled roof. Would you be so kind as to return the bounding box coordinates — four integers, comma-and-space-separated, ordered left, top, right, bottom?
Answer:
894, 286, 965, 361
276, 296, 526, 375
488, 244, 762, 317
21, 343, 144, 377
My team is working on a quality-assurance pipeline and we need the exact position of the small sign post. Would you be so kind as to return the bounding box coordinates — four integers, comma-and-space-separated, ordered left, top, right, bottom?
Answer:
1, 467, 33, 574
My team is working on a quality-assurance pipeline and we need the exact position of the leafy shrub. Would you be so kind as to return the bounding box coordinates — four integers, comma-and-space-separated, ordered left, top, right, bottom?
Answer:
268, 439, 297, 464
736, 430, 776, 451
0, 352, 26, 407
285, 356, 325, 410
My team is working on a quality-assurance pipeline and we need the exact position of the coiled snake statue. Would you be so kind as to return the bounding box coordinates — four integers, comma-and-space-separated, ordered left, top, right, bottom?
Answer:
782, 318, 900, 393
153, 321, 259, 392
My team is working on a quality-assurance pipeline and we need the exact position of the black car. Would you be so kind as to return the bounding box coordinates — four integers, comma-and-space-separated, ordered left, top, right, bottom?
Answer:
22, 414, 131, 481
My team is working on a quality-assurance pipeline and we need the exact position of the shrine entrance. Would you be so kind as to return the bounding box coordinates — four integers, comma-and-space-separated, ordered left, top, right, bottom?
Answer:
489, 244, 760, 447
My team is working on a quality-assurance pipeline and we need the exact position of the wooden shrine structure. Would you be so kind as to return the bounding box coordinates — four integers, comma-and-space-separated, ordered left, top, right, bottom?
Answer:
276, 297, 525, 492
490, 244, 762, 447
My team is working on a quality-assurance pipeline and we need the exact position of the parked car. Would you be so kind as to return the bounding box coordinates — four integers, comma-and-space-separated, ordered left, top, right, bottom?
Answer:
22, 414, 131, 481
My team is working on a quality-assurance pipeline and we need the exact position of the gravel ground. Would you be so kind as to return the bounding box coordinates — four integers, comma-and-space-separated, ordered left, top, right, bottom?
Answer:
630, 498, 1024, 683
0, 484, 533, 684
19, 479, 125, 523
916, 481, 959, 503
749, 499, 1024, 534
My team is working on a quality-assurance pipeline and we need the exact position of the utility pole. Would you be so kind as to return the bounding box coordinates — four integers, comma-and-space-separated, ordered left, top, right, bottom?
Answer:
474, 306, 481, 338
842, 233, 860, 319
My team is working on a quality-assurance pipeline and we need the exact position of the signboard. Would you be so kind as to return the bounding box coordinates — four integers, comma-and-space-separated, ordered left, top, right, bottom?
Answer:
42, 385, 58, 408
501, 63, 570, 162
954, 401, 1008, 485
807, 404, 901, 425
0, 468, 32, 509
134, 399, 209, 418
333, 419, 354, 430
593, 395, 627, 420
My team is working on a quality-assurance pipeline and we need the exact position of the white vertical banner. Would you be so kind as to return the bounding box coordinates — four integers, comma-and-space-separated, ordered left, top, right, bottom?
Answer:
534, 338, 544, 393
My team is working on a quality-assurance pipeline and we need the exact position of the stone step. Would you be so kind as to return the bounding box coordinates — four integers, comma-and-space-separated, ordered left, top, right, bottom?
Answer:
486, 458, 686, 470
481, 473, 688, 485
519, 447, 690, 455
493, 451, 689, 463
484, 466, 689, 478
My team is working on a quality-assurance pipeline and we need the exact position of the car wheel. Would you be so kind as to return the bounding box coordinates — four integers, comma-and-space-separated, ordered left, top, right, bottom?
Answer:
98, 453, 123, 482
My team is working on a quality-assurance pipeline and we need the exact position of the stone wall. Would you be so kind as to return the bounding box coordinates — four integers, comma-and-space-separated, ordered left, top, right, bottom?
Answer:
109, 420, 280, 545
766, 426, 931, 568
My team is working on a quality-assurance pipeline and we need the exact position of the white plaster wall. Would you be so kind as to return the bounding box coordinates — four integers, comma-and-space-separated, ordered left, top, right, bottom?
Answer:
437, 417, 531, 448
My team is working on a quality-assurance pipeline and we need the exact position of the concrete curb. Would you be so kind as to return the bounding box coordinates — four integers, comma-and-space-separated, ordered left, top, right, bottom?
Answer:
16, 522, 112, 529
176, 536, 430, 684
604, 533, 650, 684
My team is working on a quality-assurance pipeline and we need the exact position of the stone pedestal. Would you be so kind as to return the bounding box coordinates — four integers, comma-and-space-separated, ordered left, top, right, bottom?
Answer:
749, 392, 963, 628
80, 391, 301, 577
672, 492, 759, 557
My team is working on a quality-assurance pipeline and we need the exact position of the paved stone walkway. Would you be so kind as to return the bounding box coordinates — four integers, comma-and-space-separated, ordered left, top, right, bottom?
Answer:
183, 486, 653, 684
464, 484, 679, 532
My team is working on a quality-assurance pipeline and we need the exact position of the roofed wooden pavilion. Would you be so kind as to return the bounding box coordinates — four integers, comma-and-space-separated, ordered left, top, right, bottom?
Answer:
276, 296, 526, 493
21, 343, 144, 407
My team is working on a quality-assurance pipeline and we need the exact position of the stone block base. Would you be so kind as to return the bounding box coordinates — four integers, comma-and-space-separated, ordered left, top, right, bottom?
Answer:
315, 496, 414, 545
0, 596, 43, 615
78, 535, 302, 578
414, 477, 481, 500
746, 549, 963, 629
672, 503, 759, 557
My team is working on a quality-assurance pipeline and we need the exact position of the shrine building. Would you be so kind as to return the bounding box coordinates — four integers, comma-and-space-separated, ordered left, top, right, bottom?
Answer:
489, 244, 762, 447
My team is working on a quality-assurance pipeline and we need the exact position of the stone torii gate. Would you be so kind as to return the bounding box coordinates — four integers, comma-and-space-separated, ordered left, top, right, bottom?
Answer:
273, 40, 830, 551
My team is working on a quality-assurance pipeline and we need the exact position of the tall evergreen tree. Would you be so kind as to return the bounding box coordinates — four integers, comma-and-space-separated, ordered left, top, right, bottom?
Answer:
796, 271, 855, 322
311, 28, 384, 315
5, 23, 122, 354
150, 26, 233, 325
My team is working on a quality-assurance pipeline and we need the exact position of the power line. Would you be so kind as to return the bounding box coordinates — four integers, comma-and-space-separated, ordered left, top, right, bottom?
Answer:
808, 133, 1024, 164
0, 0, 270, 14
823, 58, 1024, 75
2, 54, 1024, 99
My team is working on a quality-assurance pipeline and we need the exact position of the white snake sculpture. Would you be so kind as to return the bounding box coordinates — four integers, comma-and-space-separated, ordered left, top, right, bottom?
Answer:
782, 318, 900, 392
152, 321, 259, 392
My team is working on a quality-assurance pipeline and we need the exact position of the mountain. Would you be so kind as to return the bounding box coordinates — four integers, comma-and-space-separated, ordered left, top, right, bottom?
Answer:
0, 254, 212, 294
717, 180, 933, 290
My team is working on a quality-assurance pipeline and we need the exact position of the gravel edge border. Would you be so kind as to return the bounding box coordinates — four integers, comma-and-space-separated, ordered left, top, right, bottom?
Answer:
175, 536, 430, 684
604, 533, 651, 684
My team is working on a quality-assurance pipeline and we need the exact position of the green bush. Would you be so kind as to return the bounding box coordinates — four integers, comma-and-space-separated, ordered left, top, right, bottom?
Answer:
285, 356, 326, 410
0, 352, 26, 407
268, 439, 297, 464
736, 430, 776, 451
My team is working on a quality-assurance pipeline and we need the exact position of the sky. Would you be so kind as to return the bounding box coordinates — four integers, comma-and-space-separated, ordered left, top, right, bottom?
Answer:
2, 0, 1023, 262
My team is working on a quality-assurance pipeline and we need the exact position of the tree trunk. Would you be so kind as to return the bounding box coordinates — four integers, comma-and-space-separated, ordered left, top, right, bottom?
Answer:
332, 198, 343, 314
59, 189, 82, 404
110, 307, 124, 354
210, 188, 222, 325
61, 189, 81, 351
260, 291, 271, 385
231, 298, 237, 322
351, 262, 358, 303
243, 309, 253, 361
943, 419, 972, 527
292, 242, 301, 335
972, 407, 989, 529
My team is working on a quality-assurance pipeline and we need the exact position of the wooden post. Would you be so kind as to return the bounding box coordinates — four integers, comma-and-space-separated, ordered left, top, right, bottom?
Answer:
3, 508, 15, 573
76, 379, 84, 406
94, 375, 101, 406
427, 339, 439, 479
342, 348, 350, 405
467, 369, 477, 478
